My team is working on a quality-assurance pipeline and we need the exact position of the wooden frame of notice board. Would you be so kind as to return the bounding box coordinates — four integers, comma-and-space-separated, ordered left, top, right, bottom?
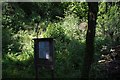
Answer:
33, 38, 54, 79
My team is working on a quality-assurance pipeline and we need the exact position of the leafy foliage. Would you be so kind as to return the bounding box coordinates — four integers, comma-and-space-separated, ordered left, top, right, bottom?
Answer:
2, 2, 120, 79
43, 14, 85, 77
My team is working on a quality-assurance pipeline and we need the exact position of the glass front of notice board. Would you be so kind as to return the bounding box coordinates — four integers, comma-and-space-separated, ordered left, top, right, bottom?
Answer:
39, 41, 50, 59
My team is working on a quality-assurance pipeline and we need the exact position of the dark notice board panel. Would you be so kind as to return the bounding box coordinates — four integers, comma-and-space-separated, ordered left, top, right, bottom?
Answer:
33, 38, 54, 66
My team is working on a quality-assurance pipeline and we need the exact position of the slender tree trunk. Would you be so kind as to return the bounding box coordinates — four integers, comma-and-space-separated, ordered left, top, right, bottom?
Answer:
81, 2, 98, 79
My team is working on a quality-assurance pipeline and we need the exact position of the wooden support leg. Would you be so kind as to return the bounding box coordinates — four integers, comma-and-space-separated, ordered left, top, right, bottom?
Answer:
51, 69, 54, 80
35, 65, 39, 80
51, 65, 54, 80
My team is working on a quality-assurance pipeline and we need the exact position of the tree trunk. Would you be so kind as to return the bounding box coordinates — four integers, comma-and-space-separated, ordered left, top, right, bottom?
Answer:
81, 2, 98, 79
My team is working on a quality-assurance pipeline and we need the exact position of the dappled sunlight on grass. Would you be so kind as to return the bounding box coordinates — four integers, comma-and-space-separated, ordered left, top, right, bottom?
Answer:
2, 52, 35, 78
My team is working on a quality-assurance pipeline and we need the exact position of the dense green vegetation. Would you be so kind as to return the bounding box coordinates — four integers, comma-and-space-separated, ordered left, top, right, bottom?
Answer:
2, 2, 120, 79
